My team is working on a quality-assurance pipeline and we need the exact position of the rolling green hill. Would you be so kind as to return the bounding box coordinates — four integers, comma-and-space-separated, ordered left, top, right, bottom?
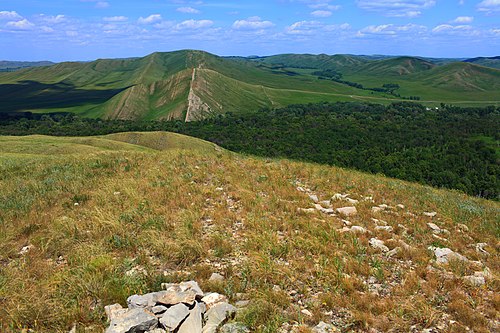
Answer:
463, 56, 500, 69
1, 50, 499, 120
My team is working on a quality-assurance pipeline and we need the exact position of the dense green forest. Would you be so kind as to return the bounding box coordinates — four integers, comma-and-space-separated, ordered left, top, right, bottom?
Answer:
1, 102, 498, 199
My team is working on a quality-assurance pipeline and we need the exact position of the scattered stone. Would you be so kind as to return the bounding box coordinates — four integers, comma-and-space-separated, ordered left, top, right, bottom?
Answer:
220, 323, 250, 333
346, 198, 359, 205
342, 220, 352, 226
313, 321, 337, 333
297, 187, 306, 193
19, 245, 34, 256
463, 275, 485, 287
369, 238, 389, 252
396, 204, 405, 209
375, 226, 393, 232
125, 265, 147, 277
298, 208, 316, 214
371, 207, 383, 214
350, 226, 368, 234
209, 273, 225, 282
272, 285, 282, 292
457, 223, 469, 232
424, 212, 437, 218
336, 206, 357, 217
309, 194, 319, 203
386, 247, 401, 258
151, 305, 168, 315
331, 193, 348, 201
475, 243, 489, 255
427, 223, 442, 234
105, 308, 158, 333
429, 247, 468, 264
319, 200, 331, 208
301, 309, 313, 317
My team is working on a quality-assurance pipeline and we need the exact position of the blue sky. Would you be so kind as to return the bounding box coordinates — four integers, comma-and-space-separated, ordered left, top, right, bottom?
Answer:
0, 0, 499, 61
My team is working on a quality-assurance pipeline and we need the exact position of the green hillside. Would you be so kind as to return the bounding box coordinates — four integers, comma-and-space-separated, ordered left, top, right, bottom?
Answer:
1, 50, 499, 120
464, 56, 500, 69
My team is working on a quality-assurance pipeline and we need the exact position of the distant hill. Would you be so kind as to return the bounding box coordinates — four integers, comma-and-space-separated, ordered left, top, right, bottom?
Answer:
0, 60, 54, 72
463, 56, 500, 69
0, 50, 499, 121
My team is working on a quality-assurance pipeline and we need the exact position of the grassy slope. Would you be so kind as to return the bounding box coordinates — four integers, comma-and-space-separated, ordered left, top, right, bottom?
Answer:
2, 51, 499, 120
0, 133, 498, 332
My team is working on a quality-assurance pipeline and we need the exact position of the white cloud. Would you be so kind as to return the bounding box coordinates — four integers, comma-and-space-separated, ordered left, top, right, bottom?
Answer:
432, 24, 479, 36
0, 11, 22, 20
311, 10, 332, 17
477, 0, 500, 13
95, 1, 110, 8
6, 19, 35, 30
232, 17, 275, 30
138, 14, 163, 24
358, 23, 427, 36
286, 20, 323, 35
356, 0, 436, 17
177, 7, 201, 14
452, 16, 474, 23
175, 19, 213, 30
103, 16, 128, 22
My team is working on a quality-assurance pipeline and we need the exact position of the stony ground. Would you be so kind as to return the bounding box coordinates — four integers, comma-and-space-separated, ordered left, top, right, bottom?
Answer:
0, 138, 498, 332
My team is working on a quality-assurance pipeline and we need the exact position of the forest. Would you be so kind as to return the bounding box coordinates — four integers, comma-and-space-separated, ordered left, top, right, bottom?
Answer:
1, 102, 498, 199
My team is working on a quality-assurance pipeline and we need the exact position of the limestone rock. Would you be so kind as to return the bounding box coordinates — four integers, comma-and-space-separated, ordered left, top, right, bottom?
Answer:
429, 247, 468, 264
105, 304, 127, 322
309, 194, 319, 203
313, 321, 337, 333
350, 226, 368, 234
105, 308, 158, 333
369, 238, 389, 252
159, 303, 190, 331
427, 223, 441, 234
424, 212, 437, 218
127, 293, 157, 310
202, 293, 228, 309
336, 206, 357, 217
209, 273, 225, 282
202, 302, 237, 333
463, 275, 485, 287
178, 302, 203, 333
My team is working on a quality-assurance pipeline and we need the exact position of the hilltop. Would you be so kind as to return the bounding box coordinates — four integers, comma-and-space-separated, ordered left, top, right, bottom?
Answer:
0, 50, 499, 121
0, 132, 498, 332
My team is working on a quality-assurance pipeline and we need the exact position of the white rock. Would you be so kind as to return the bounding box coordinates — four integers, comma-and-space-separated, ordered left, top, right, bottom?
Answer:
178, 302, 203, 333
463, 275, 485, 287
313, 321, 337, 333
427, 223, 441, 234
336, 206, 357, 217
297, 187, 306, 192
342, 220, 352, 226
105, 304, 127, 322
319, 200, 331, 208
297, 208, 316, 214
396, 204, 405, 209
457, 223, 469, 232
159, 303, 190, 331
424, 212, 437, 218
19, 245, 34, 255
386, 247, 401, 258
375, 226, 393, 232
105, 308, 158, 333
202, 293, 228, 309
301, 309, 313, 317
369, 238, 389, 252
309, 194, 319, 203
331, 193, 348, 201
346, 198, 359, 205
209, 273, 225, 282
203, 302, 237, 333
371, 207, 383, 214
350, 226, 368, 234
475, 243, 489, 255
429, 247, 468, 264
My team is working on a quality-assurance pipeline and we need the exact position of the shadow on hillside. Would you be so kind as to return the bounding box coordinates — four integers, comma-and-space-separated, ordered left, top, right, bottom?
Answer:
0, 80, 128, 112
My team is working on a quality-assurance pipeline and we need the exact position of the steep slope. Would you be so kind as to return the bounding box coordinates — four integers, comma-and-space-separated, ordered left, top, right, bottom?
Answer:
0, 61, 54, 72
0, 133, 498, 332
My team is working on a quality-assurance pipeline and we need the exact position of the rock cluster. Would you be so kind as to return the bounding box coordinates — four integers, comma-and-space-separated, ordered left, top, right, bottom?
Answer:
105, 281, 242, 333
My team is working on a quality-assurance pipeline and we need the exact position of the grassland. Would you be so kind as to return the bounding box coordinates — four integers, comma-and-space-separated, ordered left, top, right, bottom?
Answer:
1, 50, 499, 121
0, 132, 498, 332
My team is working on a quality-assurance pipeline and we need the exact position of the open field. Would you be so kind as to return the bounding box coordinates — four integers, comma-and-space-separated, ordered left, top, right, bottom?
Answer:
0, 132, 498, 332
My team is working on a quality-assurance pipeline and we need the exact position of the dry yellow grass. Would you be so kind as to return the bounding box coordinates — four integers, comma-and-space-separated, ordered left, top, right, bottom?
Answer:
0, 133, 498, 332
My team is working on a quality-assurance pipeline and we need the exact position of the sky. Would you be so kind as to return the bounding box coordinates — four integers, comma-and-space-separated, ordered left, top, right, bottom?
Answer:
0, 0, 499, 61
